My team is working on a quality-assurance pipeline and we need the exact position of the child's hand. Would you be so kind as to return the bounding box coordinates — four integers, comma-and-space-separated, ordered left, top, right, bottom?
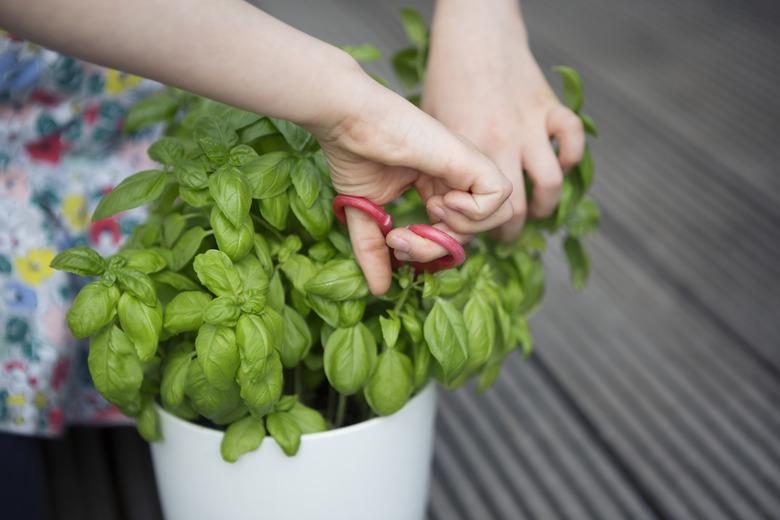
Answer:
418, 0, 585, 244
308, 71, 513, 294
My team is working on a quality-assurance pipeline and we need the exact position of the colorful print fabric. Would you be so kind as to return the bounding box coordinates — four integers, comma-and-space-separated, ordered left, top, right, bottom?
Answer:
0, 33, 161, 436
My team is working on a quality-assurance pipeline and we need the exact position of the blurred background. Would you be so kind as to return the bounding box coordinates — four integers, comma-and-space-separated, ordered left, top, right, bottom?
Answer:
37, 0, 780, 519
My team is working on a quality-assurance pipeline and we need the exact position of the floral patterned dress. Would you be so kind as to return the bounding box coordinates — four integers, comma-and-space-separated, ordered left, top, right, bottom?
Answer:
0, 33, 161, 436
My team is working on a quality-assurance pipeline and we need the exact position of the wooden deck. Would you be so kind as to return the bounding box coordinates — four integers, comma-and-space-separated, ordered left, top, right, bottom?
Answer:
39, 0, 780, 518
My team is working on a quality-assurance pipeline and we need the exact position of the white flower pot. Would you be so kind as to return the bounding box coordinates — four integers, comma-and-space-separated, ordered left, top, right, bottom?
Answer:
150, 384, 437, 520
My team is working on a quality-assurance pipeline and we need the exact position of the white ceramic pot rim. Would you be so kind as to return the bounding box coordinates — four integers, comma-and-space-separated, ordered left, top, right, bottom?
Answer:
154, 383, 434, 445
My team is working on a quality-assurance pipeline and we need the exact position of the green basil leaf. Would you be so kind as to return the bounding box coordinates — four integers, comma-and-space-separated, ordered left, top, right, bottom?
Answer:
88, 325, 143, 406
279, 306, 312, 368
209, 208, 253, 261
379, 312, 401, 349
324, 323, 377, 395
422, 271, 439, 299
513, 317, 533, 358
117, 293, 162, 362
228, 144, 259, 167
136, 398, 162, 441
565, 196, 600, 238
241, 152, 291, 199
476, 361, 503, 394
161, 346, 193, 409
307, 294, 338, 328
274, 395, 297, 413
578, 145, 594, 189
195, 323, 239, 390
423, 299, 468, 382
67, 282, 119, 339
401, 308, 423, 343
220, 415, 266, 463
411, 340, 431, 390
185, 357, 243, 422
269, 119, 312, 152
463, 294, 495, 372
327, 230, 352, 256
208, 165, 251, 227
291, 158, 321, 208
277, 235, 303, 263
308, 241, 336, 263
124, 93, 178, 133
434, 269, 465, 296
252, 234, 274, 275
392, 47, 420, 90
266, 411, 302, 456
50, 246, 106, 276
148, 137, 187, 166
163, 291, 212, 333
93, 170, 168, 221
236, 349, 283, 418
259, 191, 290, 230
337, 299, 365, 328
364, 349, 413, 416
581, 113, 598, 137
267, 270, 285, 311
290, 288, 310, 317
241, 289, 266, 315
239, 117, 277, 144
280, 254, 317, 293
203, 296, 241, 327
290, 190, 333, 240
287, 401, 327, 434
168, 226, 208, 271
116, 268, 157, 306
342, 44, 382, 62
179, 183, 211, 206
193, 250, 242, 296
304, 259, 368, 301
195, 116, 238, 164
400, 8, 428, 48
162, 213, 186, 248
118, 249, 167, 274
152, 270, 201, 291
494, 300, 513, 356
554, 65, 584, 113
234, 253, 269, 294
174, 161, 209, 190
564, 236, 590, 291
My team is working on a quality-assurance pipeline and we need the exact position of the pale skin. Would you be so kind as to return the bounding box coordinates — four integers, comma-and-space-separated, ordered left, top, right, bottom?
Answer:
1, 0, 582, 294
388, 0, 586, 262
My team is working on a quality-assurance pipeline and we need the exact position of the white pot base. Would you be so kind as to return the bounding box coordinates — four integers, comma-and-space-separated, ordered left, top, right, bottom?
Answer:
150, 385, 437, 520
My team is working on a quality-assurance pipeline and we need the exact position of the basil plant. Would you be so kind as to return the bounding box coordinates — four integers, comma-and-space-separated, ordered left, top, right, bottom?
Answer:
51, 10, 599, 462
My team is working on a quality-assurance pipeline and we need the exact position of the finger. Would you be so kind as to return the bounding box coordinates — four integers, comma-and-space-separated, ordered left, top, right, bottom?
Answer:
387, 224, 471, 263
344, 207, 392, 295
426, 194, 515, 235
547, 105, 585, 171
387, 110, 513, 221
489, 149, 527, 241
523, 135, 563, 218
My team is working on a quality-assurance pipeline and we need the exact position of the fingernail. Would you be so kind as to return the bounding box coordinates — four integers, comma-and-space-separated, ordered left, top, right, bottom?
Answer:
387, 236, 410, 252
395, 251, 412, 262
428, 205, 446, 220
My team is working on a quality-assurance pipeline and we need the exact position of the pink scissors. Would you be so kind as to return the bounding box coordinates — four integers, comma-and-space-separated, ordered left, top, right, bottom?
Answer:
332, 194, 466, 273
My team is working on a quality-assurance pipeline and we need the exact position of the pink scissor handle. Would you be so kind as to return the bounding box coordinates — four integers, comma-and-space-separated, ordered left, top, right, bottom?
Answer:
332, 195, 465, 273
407, 224, 466, 273
333, 195, 393, 236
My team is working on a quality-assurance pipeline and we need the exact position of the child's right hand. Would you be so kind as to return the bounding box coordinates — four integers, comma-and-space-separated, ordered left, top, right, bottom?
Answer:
307, 67, 514, 295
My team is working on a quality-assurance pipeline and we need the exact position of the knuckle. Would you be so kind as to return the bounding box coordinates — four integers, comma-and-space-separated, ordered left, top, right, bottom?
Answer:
535, 173, 563, 193
354, 234, 387, 257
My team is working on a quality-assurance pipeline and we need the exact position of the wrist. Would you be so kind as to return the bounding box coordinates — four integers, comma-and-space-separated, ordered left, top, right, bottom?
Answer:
432, 0, 527, 42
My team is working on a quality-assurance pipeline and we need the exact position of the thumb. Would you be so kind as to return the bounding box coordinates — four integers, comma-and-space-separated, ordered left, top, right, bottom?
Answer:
344, 206, 392, 295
